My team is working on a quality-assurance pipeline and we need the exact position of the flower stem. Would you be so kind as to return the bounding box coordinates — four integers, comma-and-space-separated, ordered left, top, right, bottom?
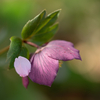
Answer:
0, 45, 9, 55
23, 40, 40, 48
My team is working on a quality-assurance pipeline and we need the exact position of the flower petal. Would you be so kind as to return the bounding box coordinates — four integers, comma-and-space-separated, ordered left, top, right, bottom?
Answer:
14, 56, 31, 77
22, 76, 29, 88
43, 40, 81, 61
47, 40, 74, 47
29, 53, 59, 87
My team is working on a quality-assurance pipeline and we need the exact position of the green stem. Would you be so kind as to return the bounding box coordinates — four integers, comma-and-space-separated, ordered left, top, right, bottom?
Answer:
23, 40, 40, 48
0, 45, 9, 55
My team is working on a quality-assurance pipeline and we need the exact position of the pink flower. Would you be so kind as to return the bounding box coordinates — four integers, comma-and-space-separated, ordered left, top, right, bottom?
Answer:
29, 40, 81, 87
14, 40, 81, 87
14, 56, 31, 88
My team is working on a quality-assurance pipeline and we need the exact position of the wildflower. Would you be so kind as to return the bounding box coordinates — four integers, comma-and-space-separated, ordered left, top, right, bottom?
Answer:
14, 40, 81, 87
29, 40, 81, 87
14, 56, 31, 88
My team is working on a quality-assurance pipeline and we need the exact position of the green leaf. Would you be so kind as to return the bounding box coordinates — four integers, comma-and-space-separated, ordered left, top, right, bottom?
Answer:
30, 9, 60, 45
34, 9, 61, 34
21, 9, 60, 40
7, 36, 22, 69
21, 10, 46, 40
44, 9, 60, 27
32, 23, 59, 45
19, 46, 29, 59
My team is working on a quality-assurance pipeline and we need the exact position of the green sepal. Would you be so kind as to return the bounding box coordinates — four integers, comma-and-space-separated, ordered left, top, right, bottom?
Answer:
21, 10, 46, 40
7, 36, 22, 69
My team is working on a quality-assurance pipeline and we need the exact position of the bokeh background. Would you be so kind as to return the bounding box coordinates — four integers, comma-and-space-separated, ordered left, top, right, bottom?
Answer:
0, 0, 100, 100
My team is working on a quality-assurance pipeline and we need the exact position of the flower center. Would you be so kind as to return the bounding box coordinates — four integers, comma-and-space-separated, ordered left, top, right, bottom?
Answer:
35, 47, 45, 54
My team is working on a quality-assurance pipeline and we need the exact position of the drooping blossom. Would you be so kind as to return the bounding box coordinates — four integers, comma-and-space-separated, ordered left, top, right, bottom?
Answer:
14, 56, 31, 88
14, 40, 81, 87
29, 40, 81, 87
14, 56, 31, 77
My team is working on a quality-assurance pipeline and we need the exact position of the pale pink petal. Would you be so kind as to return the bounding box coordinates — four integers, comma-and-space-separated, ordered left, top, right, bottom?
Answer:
42, 40, 81, 61
22, 76, 29, 88
14, 56, 31, 77
29, 53, 59, 87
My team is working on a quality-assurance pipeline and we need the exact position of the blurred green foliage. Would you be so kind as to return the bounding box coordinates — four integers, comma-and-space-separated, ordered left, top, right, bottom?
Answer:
1, 0, 100, 100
